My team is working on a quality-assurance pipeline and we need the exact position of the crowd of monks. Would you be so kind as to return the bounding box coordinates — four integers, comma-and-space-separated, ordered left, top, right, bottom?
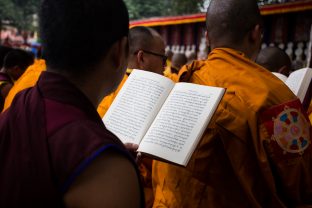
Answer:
0, 0, 311, 207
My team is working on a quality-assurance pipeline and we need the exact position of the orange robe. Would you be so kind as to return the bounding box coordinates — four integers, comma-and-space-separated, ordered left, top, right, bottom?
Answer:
97, 74, 129, 118
3, 59, 46, 112
152, 48, 312, 207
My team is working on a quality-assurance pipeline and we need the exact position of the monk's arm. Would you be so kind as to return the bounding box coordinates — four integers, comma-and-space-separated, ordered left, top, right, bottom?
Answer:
64, 150, 141, 208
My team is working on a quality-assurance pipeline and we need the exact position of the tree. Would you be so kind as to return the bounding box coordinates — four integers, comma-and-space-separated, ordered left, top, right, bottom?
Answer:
12, 0, 40, 30
125, 0, 282, 20
0, 0, 40, 31
124, 0, 206, 20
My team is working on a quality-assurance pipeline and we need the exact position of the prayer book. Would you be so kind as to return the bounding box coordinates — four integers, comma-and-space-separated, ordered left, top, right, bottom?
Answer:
103, 69, 225, 166
273, 68, 312, 110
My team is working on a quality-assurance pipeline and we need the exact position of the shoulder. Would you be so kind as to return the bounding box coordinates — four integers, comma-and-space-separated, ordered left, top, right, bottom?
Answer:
178, 60, 208, 82
64, 149, 142, 208
48, 119, 130, 188
49, 119, 125, 159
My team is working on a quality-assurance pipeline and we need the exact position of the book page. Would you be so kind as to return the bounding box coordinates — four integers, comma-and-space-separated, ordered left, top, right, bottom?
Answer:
286, 68, 312, 102
103, 69, 175, 145
138, 83, 225, 166
272, 72, 287, 82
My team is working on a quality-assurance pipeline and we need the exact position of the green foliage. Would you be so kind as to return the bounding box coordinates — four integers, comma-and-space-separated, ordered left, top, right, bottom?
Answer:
0, 0, 15, 21
124, 0, 281, 20
0, 0, 40, 30
124, 0, 206, 20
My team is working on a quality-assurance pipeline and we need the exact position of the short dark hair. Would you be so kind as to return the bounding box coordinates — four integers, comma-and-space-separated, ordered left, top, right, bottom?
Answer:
3, 49, 34, 72
206, 0, 262, 45
129, 26, 155, 54
39, 0, 129, 74
0, 46, 13, 68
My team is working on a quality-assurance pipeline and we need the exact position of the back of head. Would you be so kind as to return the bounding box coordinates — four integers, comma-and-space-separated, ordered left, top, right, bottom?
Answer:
172, 53, 187, 70
129, 26, 158, 54
186, 52, 197, 63
165, 50, 174, 61
256, 46, 291, 76
3, 49, 34, 72
0, 46, 13, 68
40, 0, 129, 76
206, 0, 262, 48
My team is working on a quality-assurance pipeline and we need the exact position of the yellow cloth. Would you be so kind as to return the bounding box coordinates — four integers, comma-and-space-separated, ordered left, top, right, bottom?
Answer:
97, 74, 128, 118
3, 59, 46, 112
163, 66, 171, 77
164, 72, 178, 83
163, 66, 179, 83
166, 59, 171, 68
163, 60, 175, 79
152, 48, 310, 207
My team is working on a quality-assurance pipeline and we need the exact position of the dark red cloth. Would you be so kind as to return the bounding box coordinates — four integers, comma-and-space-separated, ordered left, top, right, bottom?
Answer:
0, 72, 13, 111
0, 71, 140, 207
0, 72, 12, 83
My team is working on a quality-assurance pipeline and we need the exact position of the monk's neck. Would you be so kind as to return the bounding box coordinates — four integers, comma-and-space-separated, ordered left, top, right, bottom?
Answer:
48, 69, 100, 108
211, 41, 255, 60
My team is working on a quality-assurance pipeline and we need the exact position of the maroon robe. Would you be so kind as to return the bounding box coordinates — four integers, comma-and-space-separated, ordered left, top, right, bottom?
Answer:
0, 72, 13, 111
0, 71, 143, 207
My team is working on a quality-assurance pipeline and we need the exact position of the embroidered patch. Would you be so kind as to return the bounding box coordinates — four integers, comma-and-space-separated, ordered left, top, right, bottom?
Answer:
272, 107, 310, 154
260, 99, 312, 159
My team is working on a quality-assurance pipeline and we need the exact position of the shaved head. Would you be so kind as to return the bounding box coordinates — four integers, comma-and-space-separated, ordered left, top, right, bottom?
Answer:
128, 26, 166, 74
129, 26, 162, 54
172, 53, 187, 70
256, 46, 291, 76
206, 0, 262, 47
166, 50, 174, 61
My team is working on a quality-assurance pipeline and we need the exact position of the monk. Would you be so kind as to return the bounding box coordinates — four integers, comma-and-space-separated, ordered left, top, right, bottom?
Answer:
256, 47, 312, 125
97, 26, 166, 117
256, 46, 292, 76
0, 49, 34, 111
163, 49, 173, 77
97, 26, 166, 208
164, 53, 187, 82
186, 51, 197, 64
0, 0, 143, 207
165, 49, 173, 67
2, 59, 46, 112
171, 53, 187, 74
152, 0, 312, 207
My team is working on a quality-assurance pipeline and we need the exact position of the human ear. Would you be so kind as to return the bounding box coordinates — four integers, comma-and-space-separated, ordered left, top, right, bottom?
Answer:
137, 50, 144, 68
250, 24, 262, 43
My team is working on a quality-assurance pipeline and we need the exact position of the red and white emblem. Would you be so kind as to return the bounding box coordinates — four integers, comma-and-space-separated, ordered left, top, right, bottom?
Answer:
272, 107, 310, 154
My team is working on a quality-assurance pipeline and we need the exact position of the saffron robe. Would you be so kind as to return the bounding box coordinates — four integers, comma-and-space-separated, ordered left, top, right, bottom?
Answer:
0, 71, 143, 207
3, 59, 46, 112
152, 48, 312, 207
97, 74, 128, 118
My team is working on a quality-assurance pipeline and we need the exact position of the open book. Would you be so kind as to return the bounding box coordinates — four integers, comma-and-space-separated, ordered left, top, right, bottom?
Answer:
273, 68, 312, 110
103, 69, 225, 166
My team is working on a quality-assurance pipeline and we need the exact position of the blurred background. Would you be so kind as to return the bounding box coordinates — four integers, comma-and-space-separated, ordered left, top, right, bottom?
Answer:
0, 0, 311, 69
